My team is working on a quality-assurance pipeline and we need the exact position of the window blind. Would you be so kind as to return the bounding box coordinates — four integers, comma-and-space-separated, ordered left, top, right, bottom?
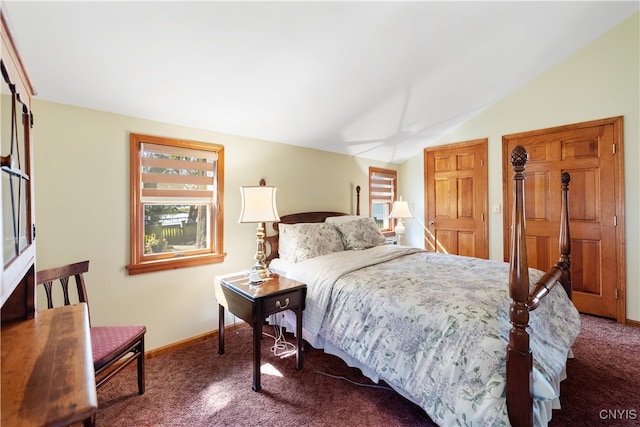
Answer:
140, 142, 217, 201
370, 170, 396, 204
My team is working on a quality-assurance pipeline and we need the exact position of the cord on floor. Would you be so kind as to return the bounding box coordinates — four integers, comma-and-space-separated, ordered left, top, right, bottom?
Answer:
234, 313, 392, 391
263, 322, 297, 358
306, 360, 394, 391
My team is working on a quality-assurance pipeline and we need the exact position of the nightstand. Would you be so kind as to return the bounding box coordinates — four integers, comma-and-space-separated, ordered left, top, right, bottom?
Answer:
214, 272, 307, 391
383, 231, 397, 244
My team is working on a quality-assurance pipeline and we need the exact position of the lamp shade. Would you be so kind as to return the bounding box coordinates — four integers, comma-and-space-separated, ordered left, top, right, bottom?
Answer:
239, 186, 280, 223
389, 200, 413, 219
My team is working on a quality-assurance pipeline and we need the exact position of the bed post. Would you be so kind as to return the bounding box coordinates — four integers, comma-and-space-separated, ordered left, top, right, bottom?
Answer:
507, 145, 533, 427
356, 185, 361, 215
559, 172, 572, 299
527, 173, 571, 309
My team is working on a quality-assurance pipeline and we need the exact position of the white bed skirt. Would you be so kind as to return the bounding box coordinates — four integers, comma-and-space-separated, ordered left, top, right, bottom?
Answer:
269, 310, 570, 427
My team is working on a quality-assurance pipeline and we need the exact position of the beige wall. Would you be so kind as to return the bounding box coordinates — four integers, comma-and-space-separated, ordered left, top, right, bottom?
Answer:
33, 101, 396, 350
401, 13, 640, 321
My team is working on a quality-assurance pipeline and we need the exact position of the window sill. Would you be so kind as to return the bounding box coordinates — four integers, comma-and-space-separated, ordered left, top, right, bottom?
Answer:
127, 252, 227, 275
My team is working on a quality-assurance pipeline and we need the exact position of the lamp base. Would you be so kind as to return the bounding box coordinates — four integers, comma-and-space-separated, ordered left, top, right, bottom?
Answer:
248, 223, 271, 284
248, 265, 271, 284
395, 219, 406, 245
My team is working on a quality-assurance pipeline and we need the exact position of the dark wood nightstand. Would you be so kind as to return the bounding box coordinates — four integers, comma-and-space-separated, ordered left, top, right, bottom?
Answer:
214, 272, 307, 391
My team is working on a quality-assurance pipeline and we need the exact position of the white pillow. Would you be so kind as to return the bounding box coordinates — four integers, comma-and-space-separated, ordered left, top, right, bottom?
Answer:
325, 215, 364, 225
332, 217, 387, 250
278, 223, 345, 263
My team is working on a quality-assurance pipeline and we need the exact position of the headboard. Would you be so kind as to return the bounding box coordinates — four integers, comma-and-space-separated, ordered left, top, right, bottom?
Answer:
264, 185, 361, 265
264, 211, 348, 265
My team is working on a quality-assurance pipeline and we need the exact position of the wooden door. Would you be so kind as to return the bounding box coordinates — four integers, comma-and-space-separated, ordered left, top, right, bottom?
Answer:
503, 117, 625, 321
424, 139, 488, 258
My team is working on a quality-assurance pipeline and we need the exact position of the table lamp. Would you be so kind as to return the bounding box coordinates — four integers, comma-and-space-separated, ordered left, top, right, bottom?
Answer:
389, 197, 413, 244
239, 183, 280, 283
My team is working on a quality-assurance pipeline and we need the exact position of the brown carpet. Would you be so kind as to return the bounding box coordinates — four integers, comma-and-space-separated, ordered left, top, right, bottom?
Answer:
549, 314, 640, 427
96, 314, 640, 426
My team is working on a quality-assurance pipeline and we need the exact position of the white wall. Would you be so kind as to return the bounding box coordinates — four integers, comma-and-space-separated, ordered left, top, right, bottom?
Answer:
401, 13, 640, 321
33, 101, 396, 350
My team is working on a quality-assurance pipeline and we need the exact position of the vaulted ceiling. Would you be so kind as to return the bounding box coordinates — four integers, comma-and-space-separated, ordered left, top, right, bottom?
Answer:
4, 1, 638, 163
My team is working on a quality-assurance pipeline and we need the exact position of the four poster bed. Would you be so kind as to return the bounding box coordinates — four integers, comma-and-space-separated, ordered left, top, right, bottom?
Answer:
263, 146, 580, 427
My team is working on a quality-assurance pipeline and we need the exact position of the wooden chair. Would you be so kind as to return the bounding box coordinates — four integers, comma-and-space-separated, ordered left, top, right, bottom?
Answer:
36, 260, 146, 395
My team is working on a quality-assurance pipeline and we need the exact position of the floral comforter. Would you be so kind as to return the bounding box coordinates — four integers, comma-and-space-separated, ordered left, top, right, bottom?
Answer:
273, 245, 581, 426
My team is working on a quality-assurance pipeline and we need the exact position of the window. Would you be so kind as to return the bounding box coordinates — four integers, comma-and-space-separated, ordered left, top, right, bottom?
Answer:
127, 133, 225, 275
368, 167, 397, 231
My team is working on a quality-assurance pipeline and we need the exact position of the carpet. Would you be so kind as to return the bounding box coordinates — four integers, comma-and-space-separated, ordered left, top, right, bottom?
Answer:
96, 314, 640, 426
548, 314, 640, 426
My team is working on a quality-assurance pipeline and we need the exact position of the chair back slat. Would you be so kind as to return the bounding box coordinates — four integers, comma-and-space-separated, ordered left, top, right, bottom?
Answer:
42, 281, 55, 309
61, 276, 72, 306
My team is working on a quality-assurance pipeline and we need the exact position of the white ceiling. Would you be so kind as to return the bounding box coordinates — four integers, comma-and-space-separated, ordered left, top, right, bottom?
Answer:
4, 1, 638, 163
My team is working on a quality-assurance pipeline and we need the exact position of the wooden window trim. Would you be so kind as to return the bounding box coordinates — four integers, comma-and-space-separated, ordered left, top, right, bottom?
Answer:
127, 133, 225, 275
368, 167, 397, 232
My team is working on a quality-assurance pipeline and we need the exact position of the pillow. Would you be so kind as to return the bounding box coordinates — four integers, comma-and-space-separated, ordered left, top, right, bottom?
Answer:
325, 215, 364, 225
332, 217, 387, 250
278, 223, 345, 263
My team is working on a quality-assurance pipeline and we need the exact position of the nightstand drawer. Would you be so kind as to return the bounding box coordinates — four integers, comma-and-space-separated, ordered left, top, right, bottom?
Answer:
262, 291, 302, 316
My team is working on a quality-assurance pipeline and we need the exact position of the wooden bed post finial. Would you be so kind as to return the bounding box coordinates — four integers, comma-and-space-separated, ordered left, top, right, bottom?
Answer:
510, 145, 528, 171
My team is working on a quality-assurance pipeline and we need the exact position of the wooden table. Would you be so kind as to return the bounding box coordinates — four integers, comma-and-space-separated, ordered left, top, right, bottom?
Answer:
1, 303, 98, 426
215, 272, 306, 391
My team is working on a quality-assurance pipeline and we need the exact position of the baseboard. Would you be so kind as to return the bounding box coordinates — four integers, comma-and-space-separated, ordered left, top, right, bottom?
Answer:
626, 318, 640, 328
145, 323, 249, 359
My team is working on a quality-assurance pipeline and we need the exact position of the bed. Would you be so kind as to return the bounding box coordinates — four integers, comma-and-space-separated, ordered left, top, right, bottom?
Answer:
263, 145, 580, 427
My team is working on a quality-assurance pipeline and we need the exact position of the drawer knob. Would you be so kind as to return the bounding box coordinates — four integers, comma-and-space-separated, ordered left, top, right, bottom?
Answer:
276, 298, 290, 309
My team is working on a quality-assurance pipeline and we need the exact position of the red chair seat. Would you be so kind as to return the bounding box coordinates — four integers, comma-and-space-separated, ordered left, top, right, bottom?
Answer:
91, 325, 146, 370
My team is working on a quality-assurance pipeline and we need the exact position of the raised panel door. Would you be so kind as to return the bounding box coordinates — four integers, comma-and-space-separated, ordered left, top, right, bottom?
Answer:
503, 117, 624, 321
424, 139, 488, 259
